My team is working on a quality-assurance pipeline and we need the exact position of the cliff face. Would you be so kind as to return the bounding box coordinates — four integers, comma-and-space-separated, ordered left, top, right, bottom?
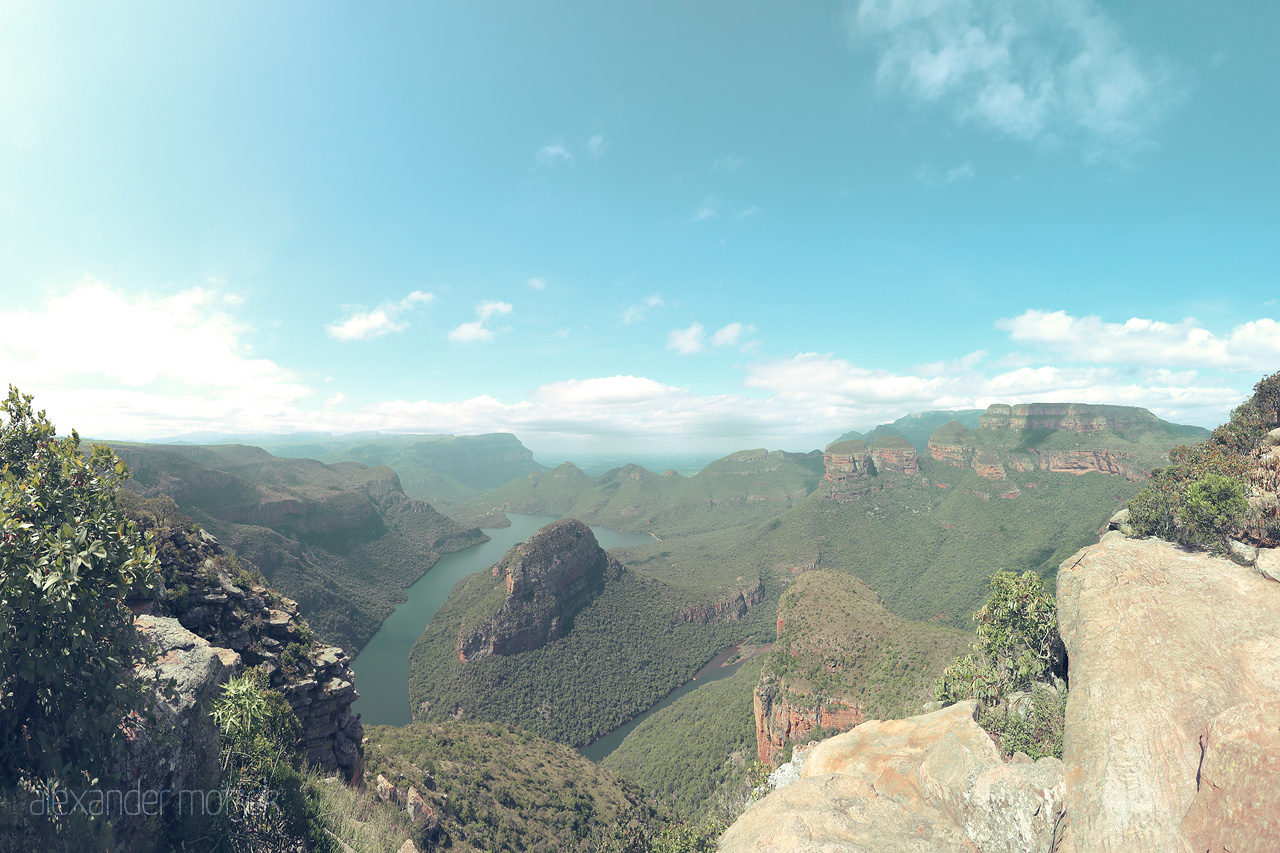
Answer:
726, 536, 1280, 852
675, 576, 765, 624
754, 684, 864, 765
456, 519, 621, 662
752, 571, 968, 767
823, 436, 918, 484
868, 435, 918, 474
979, 402, 1160, 433
823, 440, 872, 482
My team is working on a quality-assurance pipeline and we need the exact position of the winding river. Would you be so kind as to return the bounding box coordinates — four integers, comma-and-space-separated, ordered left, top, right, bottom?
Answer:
350, 513, 653, 728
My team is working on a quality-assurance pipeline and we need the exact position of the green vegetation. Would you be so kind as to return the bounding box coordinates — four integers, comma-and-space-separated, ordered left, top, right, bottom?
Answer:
0, 388, 162, 840
935, 570, 1065, 759
1127, 370, 1280, 550
767, 571, 970, 720
202, 671, 328, 853
409, 565, 774, 746
602, 659, 765, 820
833, 409, 986, 450
106, 442, 487, 651
364, 720, 656, 852
456, 449, 825, 539
732, 454, 1134, 629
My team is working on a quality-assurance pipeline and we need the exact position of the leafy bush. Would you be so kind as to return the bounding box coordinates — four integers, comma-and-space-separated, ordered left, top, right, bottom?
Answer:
977, 684, 1066, 761
934, 570, 1062, 706
1128, 370, 1279, 548
0, 387, 162, 800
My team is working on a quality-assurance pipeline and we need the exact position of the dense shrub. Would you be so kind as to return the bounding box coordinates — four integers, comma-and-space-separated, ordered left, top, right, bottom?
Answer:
934, 570, 1065, 759
1127, 370, 1279, 548
0, 388, 162, 807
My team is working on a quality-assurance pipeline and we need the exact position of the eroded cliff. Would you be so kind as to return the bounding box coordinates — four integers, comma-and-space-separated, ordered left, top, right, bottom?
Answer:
456, 519, 622, 661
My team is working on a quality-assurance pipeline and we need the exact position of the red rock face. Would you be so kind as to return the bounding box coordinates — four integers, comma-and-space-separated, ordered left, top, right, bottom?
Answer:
754, 684, 865, 765
871, 447, 919, 474
1034, 450, 1137, 479
929, 442, 973, 468
823, 451, 872, 482
675, 577, 765, 624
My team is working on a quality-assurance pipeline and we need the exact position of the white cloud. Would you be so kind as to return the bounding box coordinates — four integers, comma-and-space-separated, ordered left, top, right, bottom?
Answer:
0, 280, 312, 438
744, 351, 1241, 430
915, 162, 976, 186
712, 154, 746, 172
528, 277, 546, 291
667, 323, 706, 354
996, 310, 1280, 372
712, 322, 757, 348
326, 290, 433, 341
448, 300, 513, 344
536, 144, 574, 167
849, 0, 1186, 160
325, 393, 348, 407
622, 294, 664, 324
587, 134, 609, 158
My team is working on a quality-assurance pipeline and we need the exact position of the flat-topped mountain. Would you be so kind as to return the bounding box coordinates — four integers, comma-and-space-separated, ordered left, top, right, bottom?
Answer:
833, 409, 986, 452
924, 402, 1207, 483
110, 442, 486, 651
456, 519, 622, 661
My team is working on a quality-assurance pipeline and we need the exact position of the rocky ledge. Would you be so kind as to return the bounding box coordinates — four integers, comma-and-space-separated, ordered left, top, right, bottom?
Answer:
456, 519, 622, 661
723, 536, 1280, 852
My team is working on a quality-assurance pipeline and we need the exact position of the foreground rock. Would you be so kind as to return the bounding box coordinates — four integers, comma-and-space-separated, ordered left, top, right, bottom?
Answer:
1056, 536, 1280, 852
720, 701, 1065, 852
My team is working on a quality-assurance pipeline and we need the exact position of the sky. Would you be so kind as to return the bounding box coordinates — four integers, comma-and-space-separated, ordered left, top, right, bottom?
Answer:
1, 1, 1277, 458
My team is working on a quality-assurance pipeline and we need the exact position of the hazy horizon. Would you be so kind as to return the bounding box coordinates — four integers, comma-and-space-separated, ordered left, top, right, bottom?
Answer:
2, 3, 1275, 449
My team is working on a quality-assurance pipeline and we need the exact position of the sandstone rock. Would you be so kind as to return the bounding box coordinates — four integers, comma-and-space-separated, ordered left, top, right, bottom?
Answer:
1228, 538, 1258, 565
1108, 508, 1130, 528
1056, 536, 1280, 852
1179, 699, 1280, 852
376, 773, 400, 804
724, 701, 1064, 852
719, 773, 977, 852
398, 840, 420, 853
824, 440, 873, 482
1262, 427, 1280, 447
1258, 547, 1280, 583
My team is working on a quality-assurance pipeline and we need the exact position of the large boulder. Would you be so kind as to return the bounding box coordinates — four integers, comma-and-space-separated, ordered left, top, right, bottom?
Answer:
1056, 537, 1280, 852
719, 701, 1064, 852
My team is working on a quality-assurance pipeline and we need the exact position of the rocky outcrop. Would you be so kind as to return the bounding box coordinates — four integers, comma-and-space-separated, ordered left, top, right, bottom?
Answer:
132, 525, 364, 782
972, 448, 1005, 480
456, 519, 621, 662
869, 435, 918, 474
1055, 536, 1280, 851
823, 440, 873, 481
722, 701, 1066, 852
754, 684, 864, 765
1034, 449, 1136, 479
675, 576, 764, 624
979, 402, 1160, 434
928, 420, 977, 468
113, 615, 236, 847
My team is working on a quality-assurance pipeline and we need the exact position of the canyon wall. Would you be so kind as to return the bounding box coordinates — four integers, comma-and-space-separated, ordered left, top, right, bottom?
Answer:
456, 519, 621, 661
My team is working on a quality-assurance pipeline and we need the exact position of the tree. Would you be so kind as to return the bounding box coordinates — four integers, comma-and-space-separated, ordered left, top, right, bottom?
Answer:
0, 387, 161, 795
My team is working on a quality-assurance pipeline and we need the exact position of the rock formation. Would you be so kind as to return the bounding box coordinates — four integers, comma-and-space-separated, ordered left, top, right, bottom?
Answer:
131, 525, 364, 781
928, 420, 978, 467
754, 686, 864, 766
723, 701, 1066, 852
1055, 535, 1280, 851
979, 402, 1160, 433
728, 535, 1280, 851
823, 440, 873, 482
674, 576, 764, 624
868, 435, 919, 474
456, 519, 621, 661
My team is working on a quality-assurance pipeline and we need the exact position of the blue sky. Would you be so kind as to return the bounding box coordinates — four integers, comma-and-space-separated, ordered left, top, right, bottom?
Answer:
1, 1, 1277, 457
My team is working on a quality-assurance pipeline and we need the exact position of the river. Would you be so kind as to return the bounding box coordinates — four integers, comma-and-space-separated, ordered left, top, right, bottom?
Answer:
576, 644, 751, 762
350, 512, 653, 727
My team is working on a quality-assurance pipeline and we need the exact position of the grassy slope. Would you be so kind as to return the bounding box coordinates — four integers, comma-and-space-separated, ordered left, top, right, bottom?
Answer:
457, 449, 825, 539
763, 570, 969, 719
112, 442, 485, 652
364, 720, 658, 853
